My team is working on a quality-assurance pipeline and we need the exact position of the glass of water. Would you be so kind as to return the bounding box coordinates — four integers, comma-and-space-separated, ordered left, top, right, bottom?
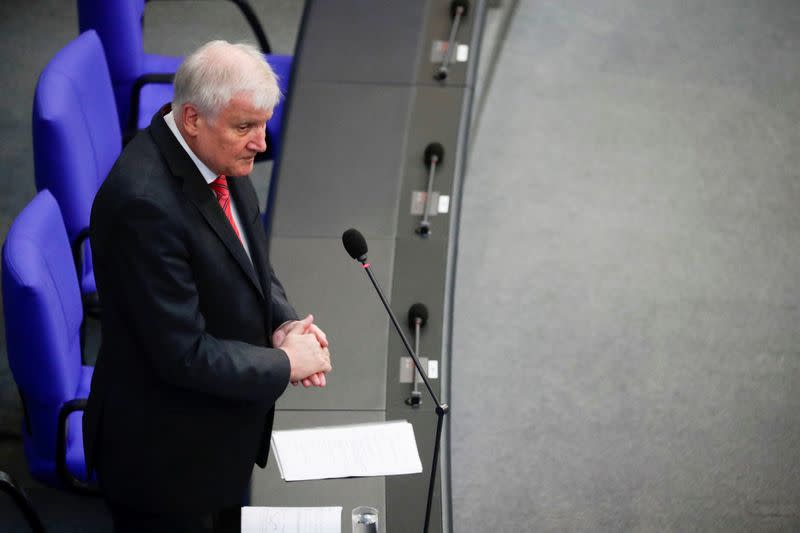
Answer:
351, 506, 379, 533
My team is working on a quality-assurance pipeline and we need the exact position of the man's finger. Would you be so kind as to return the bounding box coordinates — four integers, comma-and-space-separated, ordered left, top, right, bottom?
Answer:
286, 314, 314, 335
309, 324, 329, 347
322, 347, 332, 372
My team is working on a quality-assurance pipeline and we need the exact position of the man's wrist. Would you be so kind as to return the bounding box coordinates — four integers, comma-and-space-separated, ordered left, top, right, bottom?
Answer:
276, 320, 294, 331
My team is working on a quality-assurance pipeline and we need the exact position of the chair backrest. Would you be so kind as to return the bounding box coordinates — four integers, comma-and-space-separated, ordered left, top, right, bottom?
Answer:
77, 0, 146, 81
77, 0, 147, 128
32, 29, 121, 244
2, 191, 84, 459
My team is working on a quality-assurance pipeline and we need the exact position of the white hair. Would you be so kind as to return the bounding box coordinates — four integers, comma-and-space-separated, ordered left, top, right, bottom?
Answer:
172, 40, 280, 119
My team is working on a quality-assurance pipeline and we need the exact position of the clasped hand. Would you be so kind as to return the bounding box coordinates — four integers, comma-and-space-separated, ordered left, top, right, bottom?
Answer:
272, 314, 331, 388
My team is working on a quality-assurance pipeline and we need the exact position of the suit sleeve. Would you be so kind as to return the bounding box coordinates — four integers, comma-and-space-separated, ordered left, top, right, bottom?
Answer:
107, 196, 290, 404
269, 265, 299, 331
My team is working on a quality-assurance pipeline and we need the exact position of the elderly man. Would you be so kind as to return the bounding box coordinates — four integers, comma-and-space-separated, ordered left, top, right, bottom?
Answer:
83, 41, 331, 532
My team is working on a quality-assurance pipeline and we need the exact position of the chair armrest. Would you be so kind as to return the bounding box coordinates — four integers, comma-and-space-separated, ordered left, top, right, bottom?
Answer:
126, 72, 176, 143
128, 1, 273, 143
72, 227, 100, 364
226, 0, 272, 54
125, 69, 275, 160
71, 227, 91, 281
144, 0, 271, 53
56, 399, 101, 496
0, 471, 46, 533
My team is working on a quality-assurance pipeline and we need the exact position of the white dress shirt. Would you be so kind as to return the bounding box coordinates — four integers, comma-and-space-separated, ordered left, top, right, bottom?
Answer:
163, 111, 253, 263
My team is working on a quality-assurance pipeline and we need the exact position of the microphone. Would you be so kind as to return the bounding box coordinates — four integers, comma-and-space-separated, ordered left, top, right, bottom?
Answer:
407, 303, 429, 329
342, 228, 368, 262
434, 0, 470, 81
406, 303, 430, 408
417, 143, 445, 237
342, 229, 449, 533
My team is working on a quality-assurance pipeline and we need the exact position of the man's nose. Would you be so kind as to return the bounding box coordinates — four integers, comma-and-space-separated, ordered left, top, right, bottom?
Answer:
247, 126, 267, 153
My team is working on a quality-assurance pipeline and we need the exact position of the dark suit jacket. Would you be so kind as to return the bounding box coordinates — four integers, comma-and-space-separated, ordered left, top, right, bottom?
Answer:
83, 108, 297, 513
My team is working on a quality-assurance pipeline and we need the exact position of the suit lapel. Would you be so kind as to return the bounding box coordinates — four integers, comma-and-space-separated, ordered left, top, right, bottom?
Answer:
148, 107, 264, 300
229, 177, 272, 309
184, 176, 264, 299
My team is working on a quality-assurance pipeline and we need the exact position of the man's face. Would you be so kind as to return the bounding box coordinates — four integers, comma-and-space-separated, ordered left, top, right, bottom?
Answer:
187, 93, 272, 177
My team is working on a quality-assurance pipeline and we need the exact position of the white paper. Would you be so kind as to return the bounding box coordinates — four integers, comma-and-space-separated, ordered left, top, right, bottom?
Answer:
241, 506, 341, 533
271, 420, 423, 481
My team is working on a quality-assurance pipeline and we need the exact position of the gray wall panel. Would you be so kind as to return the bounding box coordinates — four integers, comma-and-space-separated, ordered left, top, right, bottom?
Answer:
384, 409, 443, 533
294, 0, 427, 85
385, 238, 448, 410
272, 83, 413, 239
270, 237, 395, 410
265, 2, 486, 530
397, 86, 467, 242
416, 0, 480, 87
250, 411, 386, 531
291, 0, 482, 87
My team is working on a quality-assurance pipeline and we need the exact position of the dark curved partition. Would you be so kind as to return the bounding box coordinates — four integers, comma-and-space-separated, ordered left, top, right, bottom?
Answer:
255, 2, 486, 531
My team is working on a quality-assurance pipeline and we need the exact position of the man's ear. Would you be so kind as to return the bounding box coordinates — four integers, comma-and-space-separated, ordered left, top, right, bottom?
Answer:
181, 104, 200, 137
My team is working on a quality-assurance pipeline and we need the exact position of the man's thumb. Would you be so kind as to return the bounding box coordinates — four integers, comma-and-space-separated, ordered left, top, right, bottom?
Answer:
287, 314, 313, 334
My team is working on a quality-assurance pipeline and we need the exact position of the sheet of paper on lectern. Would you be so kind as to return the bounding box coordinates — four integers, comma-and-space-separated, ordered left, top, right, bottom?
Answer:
270, 420, 422, 481
241, 506, 341, 533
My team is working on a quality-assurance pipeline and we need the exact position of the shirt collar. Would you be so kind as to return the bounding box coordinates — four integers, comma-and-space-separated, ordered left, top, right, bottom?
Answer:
163, 110, 219, 185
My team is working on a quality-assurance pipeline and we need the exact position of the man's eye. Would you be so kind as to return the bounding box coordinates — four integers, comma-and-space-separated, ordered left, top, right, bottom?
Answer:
238, 124, 249, 132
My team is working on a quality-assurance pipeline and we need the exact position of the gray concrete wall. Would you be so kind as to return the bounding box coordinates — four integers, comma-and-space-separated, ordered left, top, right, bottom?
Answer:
451, 1, 800, 531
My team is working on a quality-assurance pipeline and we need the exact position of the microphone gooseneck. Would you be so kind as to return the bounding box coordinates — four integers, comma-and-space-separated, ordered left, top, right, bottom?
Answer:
342, 229, 448, 533
418, 143, 446, 238
434, 0, 470, 81
407, 302, 429, 409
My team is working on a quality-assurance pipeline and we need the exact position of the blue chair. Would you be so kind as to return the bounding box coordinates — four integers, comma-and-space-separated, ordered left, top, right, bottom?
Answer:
77, 0, 293, 158
2, 191, 97, 494
32, 29, 121, 320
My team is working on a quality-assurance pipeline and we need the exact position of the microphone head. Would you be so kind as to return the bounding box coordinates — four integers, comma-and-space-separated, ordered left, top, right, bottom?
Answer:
451, 0, 470, 19
342, 228, 368, 261
424, 142, 445, 167
408, 303, 429, 328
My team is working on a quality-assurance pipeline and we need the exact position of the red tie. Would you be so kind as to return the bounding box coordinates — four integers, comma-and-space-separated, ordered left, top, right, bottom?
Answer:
209, 175, 241, 241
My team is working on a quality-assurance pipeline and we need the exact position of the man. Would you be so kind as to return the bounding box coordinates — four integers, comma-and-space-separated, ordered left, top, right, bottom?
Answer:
83, 41, 332, 532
